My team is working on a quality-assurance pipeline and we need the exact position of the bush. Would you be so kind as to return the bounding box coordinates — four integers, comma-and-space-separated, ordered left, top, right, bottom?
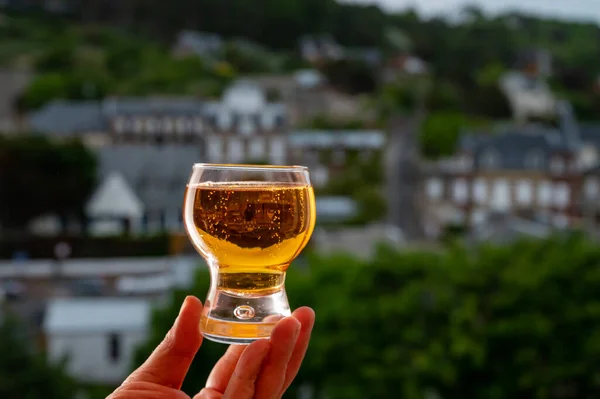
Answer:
134, 234, 600, 398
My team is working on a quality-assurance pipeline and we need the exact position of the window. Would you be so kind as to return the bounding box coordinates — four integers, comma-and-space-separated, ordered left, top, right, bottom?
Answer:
175, 118, 187, 134
114, 117, 127, 134
473, 178, 487, 204
491, 179, 510, 211
108, 333, 121, 363
269, 138, 286, 165
145, 118, 159, 135
516, 179, 533, 205
193, 117, 203, 134
218, 112, 232, 130
163, 118, 174, 134
480, 148, 500, 170
554, 182, 570, 209
249, 138, 265, 159
525, 149, 544, 170
452, 178, 468, 204
228, 138, 244, 163
133, 118, 144, 134
426, 178, 443, 200
537, 181, 552, 206
585, 177, 600, 199
208, 137, 223, 163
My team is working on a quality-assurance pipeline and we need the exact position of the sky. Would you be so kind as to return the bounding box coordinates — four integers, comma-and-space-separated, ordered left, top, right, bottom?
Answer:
342, 0, 600, 24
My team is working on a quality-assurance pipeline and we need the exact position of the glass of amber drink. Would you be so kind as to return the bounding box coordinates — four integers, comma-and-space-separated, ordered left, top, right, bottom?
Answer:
183, 163, 316, 344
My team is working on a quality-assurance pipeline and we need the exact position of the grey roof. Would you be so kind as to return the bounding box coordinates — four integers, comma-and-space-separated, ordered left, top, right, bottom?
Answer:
289, 130, 386, 149
579, 123, 600, 149
95, 144, 203, 213
101, 97, 205, 117
458, 126, 580, 170
28, 100, 106, 135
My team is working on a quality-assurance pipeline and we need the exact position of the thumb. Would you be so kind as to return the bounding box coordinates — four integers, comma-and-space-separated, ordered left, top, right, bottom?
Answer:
124, 296, 204, 389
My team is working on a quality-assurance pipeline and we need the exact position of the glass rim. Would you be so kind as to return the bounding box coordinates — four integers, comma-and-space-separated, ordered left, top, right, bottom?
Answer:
192, 163, 309, 172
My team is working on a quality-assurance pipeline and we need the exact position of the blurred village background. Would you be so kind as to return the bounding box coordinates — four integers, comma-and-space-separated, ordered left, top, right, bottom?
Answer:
2, 1, 600, 398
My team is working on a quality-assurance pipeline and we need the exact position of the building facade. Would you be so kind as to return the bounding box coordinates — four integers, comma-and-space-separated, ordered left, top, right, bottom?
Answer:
424, 125, 590, 228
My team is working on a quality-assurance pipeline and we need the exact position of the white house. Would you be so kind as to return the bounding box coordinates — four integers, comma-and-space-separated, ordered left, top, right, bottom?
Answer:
499, 71, 557, 123
203, 80, 288, 165
43, 298, 152, 385
86, 171, 145, 236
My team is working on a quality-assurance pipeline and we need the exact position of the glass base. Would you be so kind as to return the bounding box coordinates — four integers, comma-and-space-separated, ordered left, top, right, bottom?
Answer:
199, 288, 291, 345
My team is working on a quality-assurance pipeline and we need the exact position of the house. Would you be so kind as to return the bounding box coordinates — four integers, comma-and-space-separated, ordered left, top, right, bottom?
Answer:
102, 96, 206, 145
94, 144, 202, 234
203, 79, 288, 165
27, 96, 206, 148
582, 164, 600, 229
380, 54, 428, 83
172, 30, 224, 60
250, 70, 368, 125
499, 71, 556, 123
0, 69, 33, 133
298, 35, 344, 65
86, 171, 145, 236
423, 120, 585, 229
287, 130, 386, 187
43, 297, 151, 385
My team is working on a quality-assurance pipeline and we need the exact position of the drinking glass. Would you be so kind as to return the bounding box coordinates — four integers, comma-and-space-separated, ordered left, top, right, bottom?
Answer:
183, 163, 316, 344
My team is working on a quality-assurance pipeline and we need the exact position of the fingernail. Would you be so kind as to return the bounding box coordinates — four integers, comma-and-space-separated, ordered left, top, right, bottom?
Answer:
178, 296, 191, 317
291, 318, 301, 340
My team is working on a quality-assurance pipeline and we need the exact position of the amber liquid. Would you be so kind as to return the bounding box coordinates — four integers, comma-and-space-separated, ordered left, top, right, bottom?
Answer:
186, 181, 316, 296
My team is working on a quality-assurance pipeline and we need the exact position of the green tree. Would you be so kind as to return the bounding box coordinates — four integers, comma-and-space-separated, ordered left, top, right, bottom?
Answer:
419, 112, 490, 159
135, 234, 600, 398
0, 136, 98, 231
0, 315, 78, 399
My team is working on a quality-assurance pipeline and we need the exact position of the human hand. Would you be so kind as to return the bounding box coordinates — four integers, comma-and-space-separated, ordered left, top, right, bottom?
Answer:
108, 296, 315, 399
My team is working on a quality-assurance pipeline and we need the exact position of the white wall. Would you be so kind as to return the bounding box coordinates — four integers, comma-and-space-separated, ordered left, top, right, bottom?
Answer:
47, 330, 148, 385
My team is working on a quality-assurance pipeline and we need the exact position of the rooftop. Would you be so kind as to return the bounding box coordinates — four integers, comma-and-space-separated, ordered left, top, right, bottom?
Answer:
43, 297, 152, 334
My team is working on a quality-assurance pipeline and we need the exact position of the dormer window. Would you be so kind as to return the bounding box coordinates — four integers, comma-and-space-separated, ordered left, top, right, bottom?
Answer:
550, 156, 565, 175
175, 118, 187, 134
114, 117, 127, 134
163, 117, 174, 134
133, 118, 144, 134
218, 112, 232, 131
480, 148, 500, 170
525, 148, 544, 170
146, 118, 158, 135
193, 117, 203, 134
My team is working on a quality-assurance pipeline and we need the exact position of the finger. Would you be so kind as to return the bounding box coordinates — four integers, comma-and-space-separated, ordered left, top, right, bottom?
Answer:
194, 387, 222, 399
124, 296, 203, 389
204, 345, 247, 393
109, 381, 191, 399
254, 317, 301, 399
281, 307, 316, 393
222, 340, 271, 399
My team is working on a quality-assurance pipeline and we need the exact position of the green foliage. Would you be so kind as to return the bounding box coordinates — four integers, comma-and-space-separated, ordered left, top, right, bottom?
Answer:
419, 112, 491, 159
318, 152, 386, 225
0, 136, 98, 230
0, 315, 78, 399
136, 234, 600, 398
